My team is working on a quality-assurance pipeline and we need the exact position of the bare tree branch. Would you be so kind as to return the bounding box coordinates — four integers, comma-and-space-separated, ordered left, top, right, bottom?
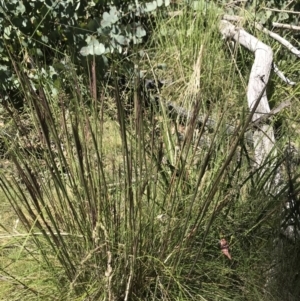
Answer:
255, 22, 300, 58
272, 22, 300, 31
220, 20, 275, 167
222, 14, 300, 59
273, 63, 296, 85
262, 7, 300, 15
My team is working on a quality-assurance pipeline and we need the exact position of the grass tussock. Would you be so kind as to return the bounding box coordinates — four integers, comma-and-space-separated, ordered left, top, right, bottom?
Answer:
1, 4, 300, 301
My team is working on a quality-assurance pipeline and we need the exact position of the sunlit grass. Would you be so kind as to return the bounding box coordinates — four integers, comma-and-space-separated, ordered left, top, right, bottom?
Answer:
0, 3, 300, 301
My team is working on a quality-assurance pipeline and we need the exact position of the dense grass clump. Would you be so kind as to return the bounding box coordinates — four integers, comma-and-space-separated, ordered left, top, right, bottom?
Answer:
1, 3, 300, 301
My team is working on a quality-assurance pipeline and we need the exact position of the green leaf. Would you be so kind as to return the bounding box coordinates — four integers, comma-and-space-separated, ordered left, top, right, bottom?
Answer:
80, 46, 91, 56
101, 12, 112, 27
265, 10, 272, 20
113, 34, 130, 46
36, 48, 43, 56
0, 65, 8, 71
101, 6, 119, 27
278, 12, 289, 21
80, 36, 105, 56
144, 1, 157, 12
41, 35, 48, 43
16, 1, 26, 15
4, 26, 11, 39
136, 25, 146, 38
256, 11, 266, 24
90, 41, 105, 55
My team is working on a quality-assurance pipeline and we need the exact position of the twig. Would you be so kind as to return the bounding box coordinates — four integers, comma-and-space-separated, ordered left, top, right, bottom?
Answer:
250, 99, 291, 127
222, 14, 243, 22
222, 14, 300, 32
254, 22, 300, 59
167, 10, 185, 18
221, 14, 299, 86
168, 13, 298, 84
262, 7, 300, 15
222, 14, 300, 59
273, 63, 296, 85
272, 22, 300, 31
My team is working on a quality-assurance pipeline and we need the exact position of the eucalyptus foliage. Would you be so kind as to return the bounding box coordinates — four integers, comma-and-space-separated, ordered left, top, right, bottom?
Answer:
0, 0, 170, 97
1, 0, 300, 300
1, 0, 299, 99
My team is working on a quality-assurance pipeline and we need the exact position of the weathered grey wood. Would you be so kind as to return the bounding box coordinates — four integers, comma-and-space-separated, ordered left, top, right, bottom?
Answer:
219, 19, 300, 296
219, 20, 275, 167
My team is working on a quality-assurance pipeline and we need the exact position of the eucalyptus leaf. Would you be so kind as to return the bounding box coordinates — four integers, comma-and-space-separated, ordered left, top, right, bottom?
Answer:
0, 0, 170, 92
41, 35, 48, 43
4, 27, 11, 39
278, 12, 289, 21
15, 1, 25, 15
93, 43, 105, 55
265, 10, 272, 20
113, 34, 130, 46
75, 1, 80, 11
0, 65, 8, 71
101, 6, 119, 27
144, 1, 157, 12
101, 12, 112, 27
136, 25, 146, 38
80, 36, 105, 56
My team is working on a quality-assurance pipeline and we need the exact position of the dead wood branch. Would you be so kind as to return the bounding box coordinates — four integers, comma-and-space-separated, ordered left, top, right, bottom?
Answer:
169, 12, 297, 84
262, 7, 300, 15
220, 20, 275, 166
255, 23, 300, 59
222, 14, 300, 59
272, 22, 300, 31
273, 63, 296, 85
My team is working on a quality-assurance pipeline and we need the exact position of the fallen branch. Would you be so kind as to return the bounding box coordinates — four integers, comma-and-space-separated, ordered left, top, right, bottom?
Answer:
272, 22, 300, 31
222, 14, 300, 60
255, 22, 300, 59
168, 12, 298, 85
163, 100, 253, 143
220, 19, 275, 167
262, 7, 300, 15
145, 83, 288, 146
